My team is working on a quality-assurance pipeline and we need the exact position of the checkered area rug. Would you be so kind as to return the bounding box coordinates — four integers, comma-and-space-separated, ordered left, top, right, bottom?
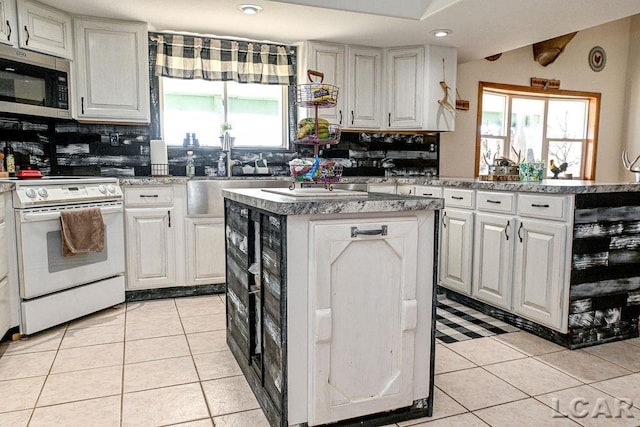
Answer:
436, 297, 520, 344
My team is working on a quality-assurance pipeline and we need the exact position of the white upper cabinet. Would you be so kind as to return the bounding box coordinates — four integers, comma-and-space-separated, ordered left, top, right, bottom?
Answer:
346, 45, 382, 128
300, 42, 345, 126
0, 0, 17, 47
16, 0, 73, 59
385, 46, 424, 129
385, 45, 456, 131
74, 17, 150, 123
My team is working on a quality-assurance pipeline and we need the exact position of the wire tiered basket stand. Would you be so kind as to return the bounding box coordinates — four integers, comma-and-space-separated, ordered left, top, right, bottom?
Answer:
289, 70, 342, 190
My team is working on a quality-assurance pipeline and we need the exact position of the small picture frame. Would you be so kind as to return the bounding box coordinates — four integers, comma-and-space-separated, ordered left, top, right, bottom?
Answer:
588, 46, 606, 72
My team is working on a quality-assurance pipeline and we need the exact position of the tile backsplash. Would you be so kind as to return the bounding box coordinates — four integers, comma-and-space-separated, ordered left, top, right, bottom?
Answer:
0, 115, 440, 177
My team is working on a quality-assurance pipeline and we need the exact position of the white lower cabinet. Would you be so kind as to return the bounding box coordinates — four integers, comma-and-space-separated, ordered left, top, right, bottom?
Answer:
472, 213, 514, 309
308, 218, 418, 425
186, 217, 225, 286
513, 218, 567, 329
440, 208, 474, 295
125, 208, 176, 289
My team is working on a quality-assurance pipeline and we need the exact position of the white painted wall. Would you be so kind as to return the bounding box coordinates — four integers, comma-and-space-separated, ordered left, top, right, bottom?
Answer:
622, 15, 640, 181
440, 18, 632, 181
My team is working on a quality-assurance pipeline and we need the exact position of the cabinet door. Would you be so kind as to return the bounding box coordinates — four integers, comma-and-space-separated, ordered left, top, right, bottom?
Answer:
0, 0, 16, 46
472, 213, 513, 309
125, 208, 176, 289
513, 219, 567, 330
17, 0, 72, 58
309, 218, 418, 425
74, 18, 150, 123
440, 208, 473, 295
186, 217, 225, 286
385, 46, 424, 129
346, 46, 382, 128
305, 42, 345, 125
0, 278, 10, 341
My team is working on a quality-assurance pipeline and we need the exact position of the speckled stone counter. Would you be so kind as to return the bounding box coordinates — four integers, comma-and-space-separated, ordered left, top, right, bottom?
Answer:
222, 187, 443, 215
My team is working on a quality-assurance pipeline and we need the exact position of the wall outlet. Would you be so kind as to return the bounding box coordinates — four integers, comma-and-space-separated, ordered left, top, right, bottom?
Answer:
109, 133, 120, 146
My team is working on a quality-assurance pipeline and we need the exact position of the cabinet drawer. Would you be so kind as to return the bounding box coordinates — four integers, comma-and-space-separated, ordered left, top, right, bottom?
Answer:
414, 185, 442, 198
443, 188, 475, 209
476, 191, 515, 214
125, 187, 174, 207
518, 194, 569, 221
367, 184, 396, 194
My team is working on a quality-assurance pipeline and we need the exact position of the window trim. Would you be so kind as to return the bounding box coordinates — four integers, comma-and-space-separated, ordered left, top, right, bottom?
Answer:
475, 81, 601, 180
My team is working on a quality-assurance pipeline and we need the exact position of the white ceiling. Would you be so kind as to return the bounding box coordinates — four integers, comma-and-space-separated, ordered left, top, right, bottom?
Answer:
45, 0, 640, 63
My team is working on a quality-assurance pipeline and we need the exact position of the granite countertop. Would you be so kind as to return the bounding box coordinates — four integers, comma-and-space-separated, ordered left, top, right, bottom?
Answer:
118, 175, 640, 194
222, 188, 443, 216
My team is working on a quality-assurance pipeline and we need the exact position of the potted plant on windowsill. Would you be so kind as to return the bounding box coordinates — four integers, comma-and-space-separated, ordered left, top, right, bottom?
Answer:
219, 122, 234, 151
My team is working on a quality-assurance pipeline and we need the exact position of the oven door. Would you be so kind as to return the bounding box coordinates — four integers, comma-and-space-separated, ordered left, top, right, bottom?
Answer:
15, 203, 124, 299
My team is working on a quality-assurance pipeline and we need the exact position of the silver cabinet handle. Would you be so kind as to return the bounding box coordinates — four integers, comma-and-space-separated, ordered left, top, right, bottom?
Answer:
487, 199, 501, 204
531, 203, 550, 208
351, 225, 387, 238
504, 220, 510, 241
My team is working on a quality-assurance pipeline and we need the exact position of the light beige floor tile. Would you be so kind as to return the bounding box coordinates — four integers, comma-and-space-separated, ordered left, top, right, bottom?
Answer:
624, 337, 640, 348
213, 409, 270, 427
537, 384, 640, 427
125, 314, 184, 340
404, 413, 488, 426
444, 336, 527, 366
51, 342, 123, 374
0, 376, 45, 412
475, 397, 579, 426
0, 351, 56, 381
591, 373, 640, 409
397, 387, 467, 426
434, 344, 476, 375
193, 350, 242, 381
0, 409, 32, 426
38, 365, 122, 407
60, 324, 124, 349
537, 350, 632, 383
125, 308, 181, 325
582, 341, 640, 372
67, 305, 125, 330
436, 367, 527, 411
123, 355, 199, 393
30, 395, 120, 427
122, 382, 209, 427
126, 298, 177, 313
187, 330, 228, 354
493, 331, 566, 356
0, 326, 64, 355
176, 295, 226, 317
181, 313, 227, 334
484, 357, 583, 396
124, 334, 191, 364
201, 375, 260, 416
171, 419, 214, 426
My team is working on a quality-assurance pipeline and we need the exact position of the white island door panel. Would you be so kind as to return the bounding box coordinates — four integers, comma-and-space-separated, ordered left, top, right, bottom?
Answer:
308, 218, 418, 426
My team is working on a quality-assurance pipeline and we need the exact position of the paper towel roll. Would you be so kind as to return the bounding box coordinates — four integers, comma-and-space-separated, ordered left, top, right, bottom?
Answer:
150, 140, 168, 175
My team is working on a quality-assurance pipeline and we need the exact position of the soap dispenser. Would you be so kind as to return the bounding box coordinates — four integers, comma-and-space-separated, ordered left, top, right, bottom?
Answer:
186, 150, 195, 177
217, 153, 226, 177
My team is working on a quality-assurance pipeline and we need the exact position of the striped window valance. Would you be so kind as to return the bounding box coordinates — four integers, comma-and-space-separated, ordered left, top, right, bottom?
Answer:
152, 33, 295, 85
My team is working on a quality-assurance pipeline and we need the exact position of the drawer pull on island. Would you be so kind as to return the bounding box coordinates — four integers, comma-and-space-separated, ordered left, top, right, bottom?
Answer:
531, 203, 550, 208
350, 225, 387, 238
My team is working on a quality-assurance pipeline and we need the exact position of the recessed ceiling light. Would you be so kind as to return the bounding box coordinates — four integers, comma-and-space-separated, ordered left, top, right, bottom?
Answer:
431, 29, 452, 38
238, 4, 263, 15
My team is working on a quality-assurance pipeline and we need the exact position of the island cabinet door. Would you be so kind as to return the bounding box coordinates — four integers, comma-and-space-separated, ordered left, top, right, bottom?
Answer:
308, 217, 419, 426
512, 218, 567, 330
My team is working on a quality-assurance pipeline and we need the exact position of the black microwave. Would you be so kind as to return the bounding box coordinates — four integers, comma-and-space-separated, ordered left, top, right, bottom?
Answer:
0, 43, 71, 119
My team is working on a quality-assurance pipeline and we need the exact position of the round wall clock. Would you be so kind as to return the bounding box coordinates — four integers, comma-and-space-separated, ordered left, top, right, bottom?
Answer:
589, 46, 606, 72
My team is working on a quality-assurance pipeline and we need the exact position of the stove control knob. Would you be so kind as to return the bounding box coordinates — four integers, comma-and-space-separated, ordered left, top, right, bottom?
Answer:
107, 185, 116, 194
25, 188, 37, 198
98, 185, 107, 194
37, 188, 48, 198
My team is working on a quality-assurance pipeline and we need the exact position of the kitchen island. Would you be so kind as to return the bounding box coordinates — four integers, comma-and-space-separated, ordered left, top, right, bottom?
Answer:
222, 188, 442, 427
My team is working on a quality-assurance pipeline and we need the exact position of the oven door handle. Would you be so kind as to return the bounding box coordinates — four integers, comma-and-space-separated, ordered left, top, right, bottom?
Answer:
22, 205, 123, 221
